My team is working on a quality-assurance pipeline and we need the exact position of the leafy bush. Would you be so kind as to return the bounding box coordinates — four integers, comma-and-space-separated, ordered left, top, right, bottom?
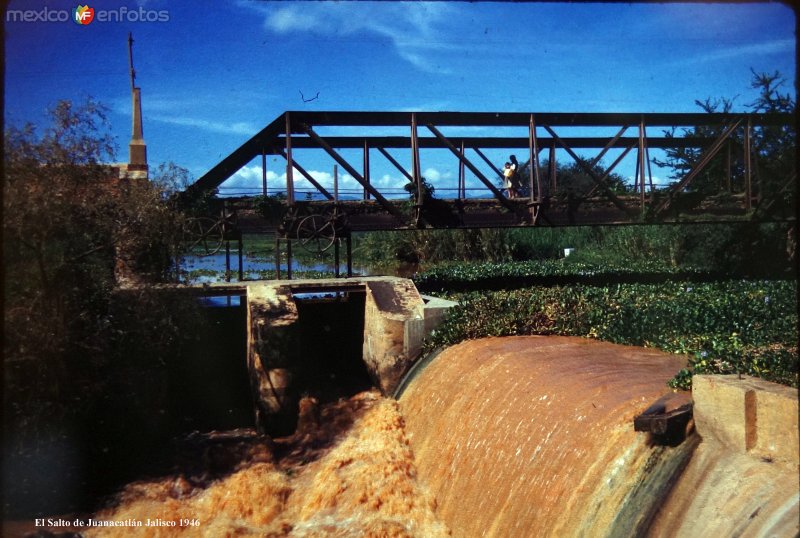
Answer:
414, 259, 710, 293
424, 280, 798, 389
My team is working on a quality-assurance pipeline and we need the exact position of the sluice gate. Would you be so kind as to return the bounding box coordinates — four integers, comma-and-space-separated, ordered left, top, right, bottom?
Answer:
190, 277, 454, 436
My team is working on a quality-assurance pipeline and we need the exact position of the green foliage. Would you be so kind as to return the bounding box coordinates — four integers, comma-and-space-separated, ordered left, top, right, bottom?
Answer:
424, 281, 798, 389
151, 161, 192, 197
354, 228, 516, 265
652, 70, 796, 207
410, 223, 794, 292
255, 192, 289, 223
652, 97, 737, 194
3, 99, 187, 445
414, 258, 694, 293
538, 158, 631, 197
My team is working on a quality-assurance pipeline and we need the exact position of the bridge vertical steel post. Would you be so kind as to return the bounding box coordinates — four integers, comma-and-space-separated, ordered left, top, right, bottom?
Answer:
363, 140, 371, 200
459, 140, 466, 199
225, 240, 231, 282
262, 149, 267, 197
411, 113, 422, 207
286, 239, 293, 280
275, 234, 281, 279
529, 114, 542, 202
744, 116, 752, 210
639, 116, 647, 210
285, 113, 295, 205
238, 233, 244, 281
549, 142, 557, 193
334, 164, 340, 278
334, 239, 340, 278
725, 141, 732, 192
334, 164, 339, 202
346, 235, 353, 277
646, 133, 654, 192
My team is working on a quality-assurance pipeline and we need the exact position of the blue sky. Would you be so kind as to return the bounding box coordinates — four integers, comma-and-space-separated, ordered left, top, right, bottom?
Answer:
4, 1, 797, 197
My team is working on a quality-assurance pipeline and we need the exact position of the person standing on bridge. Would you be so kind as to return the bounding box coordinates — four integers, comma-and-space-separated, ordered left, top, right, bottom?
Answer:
503, 162, 515, 198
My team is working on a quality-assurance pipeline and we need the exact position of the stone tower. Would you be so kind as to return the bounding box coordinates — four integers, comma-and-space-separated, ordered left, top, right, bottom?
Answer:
126, 32, 148, 178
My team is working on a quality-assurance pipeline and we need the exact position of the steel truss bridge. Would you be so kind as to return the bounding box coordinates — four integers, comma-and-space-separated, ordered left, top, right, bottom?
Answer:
180, 111, 795, 271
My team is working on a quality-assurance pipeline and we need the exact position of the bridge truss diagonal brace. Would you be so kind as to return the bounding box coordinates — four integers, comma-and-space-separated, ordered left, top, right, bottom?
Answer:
277, 149, 334, 200
590, 124, 630, 170
472, 147, 505, 180
542, 124, 635, 217
654, 119, 743, 218
425, 123, 518, 213
300, 124, 403, 218
377, 147, 414, 183
586, 142, 637, 198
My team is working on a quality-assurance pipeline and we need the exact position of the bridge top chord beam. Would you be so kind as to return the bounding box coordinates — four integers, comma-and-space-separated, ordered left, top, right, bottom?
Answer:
185, 110, 794, 200
269, 136, 721, 151
284, 110, 790, 128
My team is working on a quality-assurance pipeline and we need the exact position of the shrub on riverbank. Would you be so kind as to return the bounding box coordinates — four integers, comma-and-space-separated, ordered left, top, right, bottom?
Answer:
423, 280, 798, 389
413, 254, 794, 293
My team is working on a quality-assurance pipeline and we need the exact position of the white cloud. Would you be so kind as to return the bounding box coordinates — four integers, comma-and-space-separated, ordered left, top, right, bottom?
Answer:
423, 167, 452, 182
247, 2, 459, 73
150, 115, 257, 136
221, 163, 410, 197
669, 39, 795, 67
627, 174, 671, 187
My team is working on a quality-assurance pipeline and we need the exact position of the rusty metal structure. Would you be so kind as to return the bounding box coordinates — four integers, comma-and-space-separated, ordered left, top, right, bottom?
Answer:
180, 111, 795, 275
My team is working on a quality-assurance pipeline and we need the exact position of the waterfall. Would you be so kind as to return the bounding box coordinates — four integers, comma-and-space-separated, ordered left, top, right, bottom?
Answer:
399, 335, 695, 537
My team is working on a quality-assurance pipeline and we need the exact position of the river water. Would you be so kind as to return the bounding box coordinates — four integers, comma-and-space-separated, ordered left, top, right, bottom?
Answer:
179, 253, 417, 283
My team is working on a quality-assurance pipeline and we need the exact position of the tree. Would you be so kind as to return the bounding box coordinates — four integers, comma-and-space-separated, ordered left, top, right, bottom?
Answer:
517, 158, 629, 199
652, 97, 738, 194
746, 70, 796, 216
3, 99, 185, 444
652, 70, 796, 203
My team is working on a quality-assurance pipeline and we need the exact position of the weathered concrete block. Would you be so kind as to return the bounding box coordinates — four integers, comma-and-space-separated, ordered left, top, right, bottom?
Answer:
363, 279, 425, 394
751, 381, 799, 468
692, 375, 752, 452
693, 375, 798, 469
420, 294, 457, 334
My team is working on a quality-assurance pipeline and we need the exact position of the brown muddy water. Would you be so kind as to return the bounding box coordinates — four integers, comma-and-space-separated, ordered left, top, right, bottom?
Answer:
7, 336, 798, 537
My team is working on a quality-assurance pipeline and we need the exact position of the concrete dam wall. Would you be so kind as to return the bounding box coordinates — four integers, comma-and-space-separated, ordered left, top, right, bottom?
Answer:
398, 336, 799, 537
